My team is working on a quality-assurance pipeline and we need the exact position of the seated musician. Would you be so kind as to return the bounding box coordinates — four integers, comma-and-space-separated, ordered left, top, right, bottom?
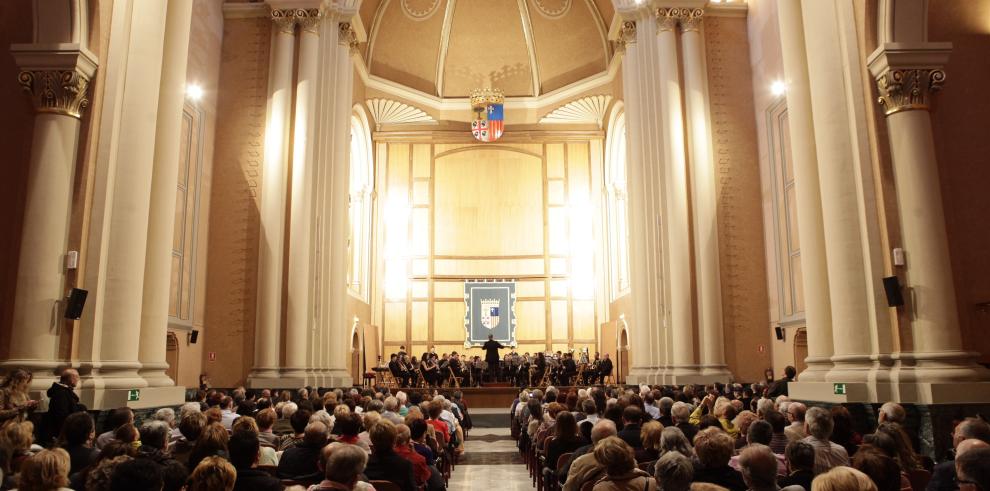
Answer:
388, 354, 411, 387
447, 352, 464, 384
560, 352, 577, 386
419, 353, 437, 387
516, 354, 531, 388
586, 352, 602, 384
470, 356, 484, 387
533, 352, 547, 386
401, 355, 415, 386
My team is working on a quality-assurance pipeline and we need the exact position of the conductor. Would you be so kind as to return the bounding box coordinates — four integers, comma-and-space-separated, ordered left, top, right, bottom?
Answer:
482, 334, 505, 383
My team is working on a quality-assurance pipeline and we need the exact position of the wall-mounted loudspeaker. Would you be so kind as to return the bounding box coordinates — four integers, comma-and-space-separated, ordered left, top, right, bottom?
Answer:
189, 330, 199, 344
64, 288, 88, 320
882, 276, 904, 307
774, 326, 784, 341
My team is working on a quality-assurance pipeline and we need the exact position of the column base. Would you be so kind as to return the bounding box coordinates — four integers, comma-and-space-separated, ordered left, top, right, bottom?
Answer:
84, 362, 149, 390
323, 368, 354, 388
139, 363, 176, 388
825, 354, 876, 383
246, 376, 308, 390
75, 386, 186, 410
796, 357, 834, 382
789, 380, 990, 404
700, 364, 734, 378
248, 366, 281, 379
626, 367, 655, 385
890, 351, 990, 383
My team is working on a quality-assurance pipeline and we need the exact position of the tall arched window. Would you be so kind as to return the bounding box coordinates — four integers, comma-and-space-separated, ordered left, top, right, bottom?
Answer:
604, 104, 630, 301
348, 110, 374, 302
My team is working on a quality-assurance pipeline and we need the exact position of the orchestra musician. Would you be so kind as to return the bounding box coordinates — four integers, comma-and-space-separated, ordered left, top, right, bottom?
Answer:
470, 356, 484, 387
598, 353, 614, 384
587, 352, 602, 384
560, 352, 577, 386
515, 353, 531, 387
419, 353, 437, 387
388, 353, 412, 387
401, 355, 415, 386
533, 352, 547, 386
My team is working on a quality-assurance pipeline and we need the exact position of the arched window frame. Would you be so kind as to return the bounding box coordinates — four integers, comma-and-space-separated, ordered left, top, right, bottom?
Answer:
348, 107, 374, 302
604, 103, 631, 302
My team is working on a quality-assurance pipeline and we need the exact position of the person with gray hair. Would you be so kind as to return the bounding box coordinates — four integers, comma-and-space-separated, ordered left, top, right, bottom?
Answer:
738, 444, 780, 491
274, 401, 298, 435
382, 396, 404, 425
659, 427, 693, 458
756, 398, 776, 419
323, 442, 371, 489
800, 406, 849, 474
654, 451, 693, 491
658, 397, 675, 426
785, 402, 807, 442
154, 407, 176, 428
878, 402, 906, 425
928, 418, 990, 491
671, 401, 698, 443
562, 419, 618, 491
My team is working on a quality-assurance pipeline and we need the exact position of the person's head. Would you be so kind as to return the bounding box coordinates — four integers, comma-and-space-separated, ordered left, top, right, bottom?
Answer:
110, 457, 164, 491
581, 398, 597, 416
113, 423, 138, 444
671, 402, 691, 424
878, 402, 905, 425
325, 442, 368, 486
653, 451, 693, 491
59, 368, 80, 388
738, 444, 778, 490
303, 421, 329, 448
590, 419, 618, 444
953, 417, 990, 449
622, 405, 643, 425
555, 411, 579, 439
228, 430, 260, 469
852, 446, 902, 491
179, 401, 202, 422
18, 448, 70, 491
876, 422, 919, 470
811, 466, 878, 491
784, 440, 815, 473
594, 436, 636, 477
804, 406, 833, 440
747, 420, 773, 446
764, 409, 786, 434
369, 420, 398, 454
197, 423, 230, 452
784, 366, 796, 379
255, 408, 276, 431
59, 411, 95, 447
957, 438, 990, 458
956, 446, 990, 491
154, 407, 177, 428
140, 420, 171, 450
641, 421, 664, 451
2, 368, 33, 392
105, 407, 135, 432
693, 427, 735, 469
231, 416, 259, 434
179, 411, 208, 442
187, 455, 236, 491
787, 402, 807, 423
659, 427, 692, 457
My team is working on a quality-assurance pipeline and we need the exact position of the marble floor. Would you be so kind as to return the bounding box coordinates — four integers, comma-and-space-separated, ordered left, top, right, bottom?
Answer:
448, 407, 531, 489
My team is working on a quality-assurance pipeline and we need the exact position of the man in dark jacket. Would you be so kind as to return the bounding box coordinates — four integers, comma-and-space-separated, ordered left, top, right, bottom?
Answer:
482, 335, 504, 382
42, 368, 86, 446
767, 366, 796, 398
364, 420, 416, 491
230, 430, 282, 491
277, 421, 329, 483
617, 406, 644, 449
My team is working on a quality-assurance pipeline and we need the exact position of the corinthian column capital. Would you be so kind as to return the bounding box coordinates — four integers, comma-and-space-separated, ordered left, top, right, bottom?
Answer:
677, 7, 704, 33
338, 22, 358, 49
655, 7, 678, 32
614, 20, 637, 53
18, 68, 91, 119
874, 68, 945, 116
271, 8, 297, 34
294, 8, 323, 34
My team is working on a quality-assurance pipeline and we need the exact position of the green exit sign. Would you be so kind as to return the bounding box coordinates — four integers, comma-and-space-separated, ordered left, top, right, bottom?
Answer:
127, 389, 140, 402
833, 383, 847, 395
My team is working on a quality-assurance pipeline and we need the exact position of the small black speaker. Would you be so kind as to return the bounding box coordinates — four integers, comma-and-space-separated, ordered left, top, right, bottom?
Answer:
882, 276, 904, 307
189, 330, 199, 344
774, 326, 784, 341
64, 288, 88, 320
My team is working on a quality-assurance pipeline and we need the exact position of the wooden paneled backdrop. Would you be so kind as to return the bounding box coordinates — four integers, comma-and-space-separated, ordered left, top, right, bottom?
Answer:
374, 135, 607, 360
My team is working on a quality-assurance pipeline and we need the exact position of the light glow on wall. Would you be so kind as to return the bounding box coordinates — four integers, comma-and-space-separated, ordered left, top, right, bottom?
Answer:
383, 197, 411, 301
771, 80, 788, 96
569, 198, 595, 299
186, 83, 204, 101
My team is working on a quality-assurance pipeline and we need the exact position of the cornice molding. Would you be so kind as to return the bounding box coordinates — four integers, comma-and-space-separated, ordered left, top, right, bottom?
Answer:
539, 95, 613, 127
366, 98, 438, 130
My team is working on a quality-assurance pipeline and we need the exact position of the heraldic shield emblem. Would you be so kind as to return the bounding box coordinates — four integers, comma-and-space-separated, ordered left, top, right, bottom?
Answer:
480, 299, 500, 329
464, 281, 517, 348
470, 88, 504, 143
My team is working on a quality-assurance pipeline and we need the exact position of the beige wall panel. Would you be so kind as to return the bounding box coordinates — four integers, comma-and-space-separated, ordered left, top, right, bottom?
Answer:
412, 144, 432, 178
567, 142, 591, 202
518, 343, 546, 355
573, 301, 596, 340
552, 343, 571, 353
411, 345, 428, 358
411, 302, 428, 341
411, 208, 430, 256
434, 149, 544, 256
550, 279, 569, 298
548, 207, 568, 255
547, 144, 565, 178
516, 280, 545, 297
433, 344, 463, 355
434, 143, 474, 155
434, 281, 465, 299
434, 258, 545, 277
434, 302, 466, 340
550, 257, 568, 275
516, 300, 547, 341
411, 281, 429, 299
412, 258, 429, 276
548, 179, 566, 205
551, 300, 568, 339
387, 144, 410, 199
384, 302, 407, 342
412, 180, 430, 205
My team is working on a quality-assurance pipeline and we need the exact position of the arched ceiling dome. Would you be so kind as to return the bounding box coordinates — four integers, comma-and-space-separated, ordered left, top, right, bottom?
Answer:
359, 0, 616, 99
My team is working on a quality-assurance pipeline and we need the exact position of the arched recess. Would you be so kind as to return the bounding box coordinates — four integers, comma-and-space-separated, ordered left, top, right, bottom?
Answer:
350, 322, 362, 386
617, 319, 629, 384
165, 332, 180, 383
604, 102, 630, 302
348, 105, 375, 302
793, 328, 809, 375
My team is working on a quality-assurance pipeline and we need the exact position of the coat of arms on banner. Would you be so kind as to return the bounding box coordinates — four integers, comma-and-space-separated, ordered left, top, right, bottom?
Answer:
470, 88, 504, 143
464, 281, 516, 348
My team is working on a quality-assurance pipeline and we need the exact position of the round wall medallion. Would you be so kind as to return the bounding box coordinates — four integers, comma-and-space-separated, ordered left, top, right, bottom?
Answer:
401, 0, 441, 20
533, 0, 571, 19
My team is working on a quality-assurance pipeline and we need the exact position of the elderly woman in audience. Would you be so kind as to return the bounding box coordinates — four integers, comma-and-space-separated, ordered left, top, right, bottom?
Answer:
636, 420, 663, 463
733, 410, 759, 449
737, 444, 782, 491
590, 436, 657, 490
2, 420, 37, 479
811, 466, 878, 491
188, 455, 237, 491
658, 426, 693, 459
653, 451, 693, 491
16, 448, 72, 491
692, 427, 746, 491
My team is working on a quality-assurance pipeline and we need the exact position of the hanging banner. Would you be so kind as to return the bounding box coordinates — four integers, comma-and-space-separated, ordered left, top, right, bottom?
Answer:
463, 280, 516, 348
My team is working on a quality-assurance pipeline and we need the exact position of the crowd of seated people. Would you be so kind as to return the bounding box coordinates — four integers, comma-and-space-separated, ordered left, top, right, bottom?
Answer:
512, 372, 990, 491
0, 367, 472, 490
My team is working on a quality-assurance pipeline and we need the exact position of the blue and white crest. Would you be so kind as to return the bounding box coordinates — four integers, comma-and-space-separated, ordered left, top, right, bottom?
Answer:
480, 299, 500, 329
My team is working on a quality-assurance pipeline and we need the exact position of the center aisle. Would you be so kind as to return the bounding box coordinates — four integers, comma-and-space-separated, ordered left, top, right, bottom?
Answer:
448, 407, 530, 490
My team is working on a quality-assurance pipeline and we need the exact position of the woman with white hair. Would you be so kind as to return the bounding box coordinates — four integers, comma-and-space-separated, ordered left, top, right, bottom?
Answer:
659, 427, 694, 458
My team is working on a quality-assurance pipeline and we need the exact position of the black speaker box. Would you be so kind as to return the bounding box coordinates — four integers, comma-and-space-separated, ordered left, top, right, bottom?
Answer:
774, 326, 784, 341
64, 288, 88, 320
189, 330, 199, 344
882, 276, 904, 307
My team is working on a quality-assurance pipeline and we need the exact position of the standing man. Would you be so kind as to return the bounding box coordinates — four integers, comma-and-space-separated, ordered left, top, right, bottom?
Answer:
598, 353, 613, 385
42, 368, 86, 445
482, 335, 504, 384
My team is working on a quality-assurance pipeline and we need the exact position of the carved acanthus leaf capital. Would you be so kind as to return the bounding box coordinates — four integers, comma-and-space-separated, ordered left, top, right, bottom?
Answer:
294, 8, 323, 34
615, 20, 637, 52
679, 8, 704, 33
271, 8, 297, 34
18, 69, 91, 118
338, 22, 358, 49
655, 7, 678, 32
875, 68, 946, 116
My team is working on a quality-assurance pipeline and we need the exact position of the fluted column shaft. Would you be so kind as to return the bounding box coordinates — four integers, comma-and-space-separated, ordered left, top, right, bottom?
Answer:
656, 8, 696, 379
776, 0, 834, 381
679, 9, 728, 377
5, 49, 97, 386
139, 0, 194, 388
800, 0, 874, 382
249, 10, 296, 383
285, 9, 322, 382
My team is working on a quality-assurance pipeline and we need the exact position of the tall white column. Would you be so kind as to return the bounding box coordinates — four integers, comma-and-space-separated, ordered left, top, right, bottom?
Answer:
800, 0, 874, 382
312, 8, 360, 387
5, 48, 97, 387
868, 45, 989, 383
775, 0, 834, 381
249, 9, 296, 385
679, 8, 730, 379
656, 7, 697, 381
284, 8, 322, 384
138, 0, 194, 388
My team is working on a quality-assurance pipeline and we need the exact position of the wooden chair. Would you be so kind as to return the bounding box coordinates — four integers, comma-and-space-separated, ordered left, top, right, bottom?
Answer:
573, 364, 587, 386
382, 370, 399, 388
368, 480, 402, 491
413, 368, 427, 388
546, 452, 573, 491
446, 366, 463, 389
539, 369, 553, 387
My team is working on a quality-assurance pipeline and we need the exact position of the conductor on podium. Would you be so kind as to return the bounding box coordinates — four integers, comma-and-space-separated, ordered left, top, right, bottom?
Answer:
482, 334, 504, 382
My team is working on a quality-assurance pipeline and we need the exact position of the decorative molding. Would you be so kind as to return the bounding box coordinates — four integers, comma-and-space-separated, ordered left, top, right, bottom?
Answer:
339, 22, 358, 48
401, 0, 442, 20
539, 95, 612, 127
17, 69, 91, 118
294, 8, 323, 34
655, 7, 678, 32
615, 20, 637, 52
366, 98, 437, 129
271, 9, 297, 34
517, 0, 542, 96
532, 0, 572, 19
678, 8, 704, 33
222, 3, 269, 19
435, 0, 456, 97
874, 68, 945, 116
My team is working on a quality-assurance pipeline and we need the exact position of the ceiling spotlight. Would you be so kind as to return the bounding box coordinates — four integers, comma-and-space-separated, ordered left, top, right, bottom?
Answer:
771, 80, 787, 96
186, 83, 204, 101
